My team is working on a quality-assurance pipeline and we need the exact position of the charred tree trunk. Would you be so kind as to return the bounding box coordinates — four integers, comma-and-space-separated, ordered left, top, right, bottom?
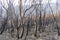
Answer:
34, 5, 38, 37
0, 19, 7, 34
38, 0, 42, 33
26, 18, 30, 36
20, 17, 24, 38
39, 11, 42, 32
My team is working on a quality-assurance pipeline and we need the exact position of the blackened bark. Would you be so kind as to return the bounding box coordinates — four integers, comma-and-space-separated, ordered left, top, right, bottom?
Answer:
0, 18, 8, 34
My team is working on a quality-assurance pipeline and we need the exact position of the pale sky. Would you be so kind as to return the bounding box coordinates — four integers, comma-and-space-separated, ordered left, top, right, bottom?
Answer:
43, 0, 56, 3
14, 0, 57, 6
0, 0, 59, 17
0, 0, 59, 7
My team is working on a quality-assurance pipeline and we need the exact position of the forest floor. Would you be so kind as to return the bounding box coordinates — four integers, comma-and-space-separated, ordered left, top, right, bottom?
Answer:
0, 24, 60, 40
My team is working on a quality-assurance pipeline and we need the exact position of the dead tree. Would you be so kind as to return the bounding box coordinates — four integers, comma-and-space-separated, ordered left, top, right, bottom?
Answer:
34, 4, 38, 37
0, 1, 8, 34
19, 0, 24, 38
24, 6, 35, 40
7, 0, 15, 35
42, 4, 48, 31
26, 7, 35, 35
48, 0, 59, 36
38, 0, 42, 32
19, 0, 35, 38
56, 0, 60, 36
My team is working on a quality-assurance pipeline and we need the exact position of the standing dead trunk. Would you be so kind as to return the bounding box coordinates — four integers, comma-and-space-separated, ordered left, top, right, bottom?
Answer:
34, 5, 38, 37
20, 17, 25, 38
38, 0, 42, 33
26, 17, 30, 36
0, 1, 8, 34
